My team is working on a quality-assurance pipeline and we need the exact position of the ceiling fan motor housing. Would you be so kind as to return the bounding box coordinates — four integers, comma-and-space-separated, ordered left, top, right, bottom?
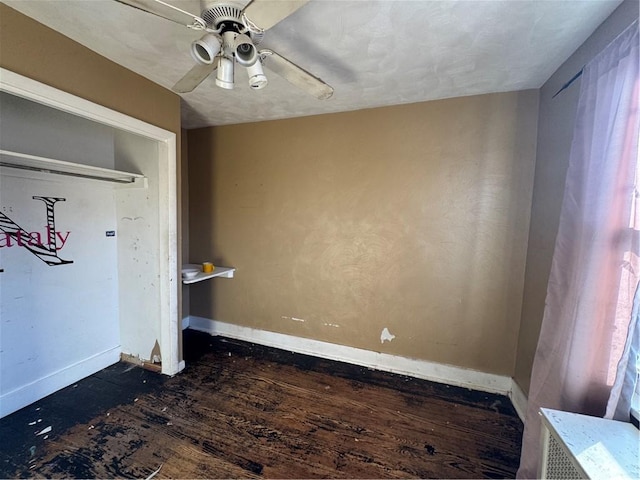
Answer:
200, 1, 243, 28
200, 1, 263, 43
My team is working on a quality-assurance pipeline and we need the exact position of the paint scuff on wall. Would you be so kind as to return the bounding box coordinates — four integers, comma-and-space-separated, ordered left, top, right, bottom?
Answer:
380, 327, 396, 344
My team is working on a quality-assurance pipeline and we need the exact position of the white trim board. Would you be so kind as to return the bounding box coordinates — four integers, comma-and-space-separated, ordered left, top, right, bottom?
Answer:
0, 347, 121, 418
509, 379, 528, 422
187, 316, 513, 396
182, 315, 533, 418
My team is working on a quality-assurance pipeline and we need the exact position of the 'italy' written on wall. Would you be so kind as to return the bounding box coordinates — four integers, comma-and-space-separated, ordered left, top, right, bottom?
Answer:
0, 196, 73, 266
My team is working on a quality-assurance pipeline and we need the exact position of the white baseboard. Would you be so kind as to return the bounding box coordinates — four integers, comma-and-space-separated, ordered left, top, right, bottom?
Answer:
187, 316, 512, 396
509, 379, 528, 422
0, 346, 121, 418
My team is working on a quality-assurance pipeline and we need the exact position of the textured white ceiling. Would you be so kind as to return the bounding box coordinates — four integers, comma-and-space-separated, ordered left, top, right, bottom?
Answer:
5, 0, 622, 128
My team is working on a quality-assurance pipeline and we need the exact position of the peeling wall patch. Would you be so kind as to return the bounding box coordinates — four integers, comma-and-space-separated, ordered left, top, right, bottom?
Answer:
282, 316, 306, 323
150, 340, 162, 364
323, 323, 340, 328
380, 327, 396, 344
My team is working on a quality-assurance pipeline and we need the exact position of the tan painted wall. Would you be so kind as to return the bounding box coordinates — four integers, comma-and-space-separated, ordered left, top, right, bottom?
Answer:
189, 91, 538, 375
0, 4, 184, 359
514, 0, 639, 395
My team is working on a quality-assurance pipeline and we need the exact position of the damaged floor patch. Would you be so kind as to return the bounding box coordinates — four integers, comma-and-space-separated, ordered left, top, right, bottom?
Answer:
0, 330, 523, 479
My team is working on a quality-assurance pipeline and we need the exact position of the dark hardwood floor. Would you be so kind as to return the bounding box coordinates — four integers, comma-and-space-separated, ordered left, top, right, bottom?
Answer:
1, 330, 523, 478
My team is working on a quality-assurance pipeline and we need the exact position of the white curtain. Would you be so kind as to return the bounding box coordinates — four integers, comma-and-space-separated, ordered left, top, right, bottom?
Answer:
517, 20, 639, 479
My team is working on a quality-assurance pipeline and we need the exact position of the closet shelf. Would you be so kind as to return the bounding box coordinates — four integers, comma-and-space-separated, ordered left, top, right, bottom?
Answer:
181, 264, 235, 284
0, 149, 145, 184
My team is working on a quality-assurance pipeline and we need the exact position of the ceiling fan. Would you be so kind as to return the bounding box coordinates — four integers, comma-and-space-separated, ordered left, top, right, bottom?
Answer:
115, 0, 334, 99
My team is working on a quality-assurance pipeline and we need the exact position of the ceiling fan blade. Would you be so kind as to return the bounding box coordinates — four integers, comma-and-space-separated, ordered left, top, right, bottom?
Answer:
173, 62, 217, 93
261, 50, 333, 100
242, 0, 310, 31
114, 0, 207, 30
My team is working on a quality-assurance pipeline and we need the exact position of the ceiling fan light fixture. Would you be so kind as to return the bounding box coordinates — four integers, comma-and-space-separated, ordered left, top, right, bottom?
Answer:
120, 0, 331, 98
191, 34, 222, 65
234, 34, 258, 67
215, 56, 234, 89
247, 61, 268, 90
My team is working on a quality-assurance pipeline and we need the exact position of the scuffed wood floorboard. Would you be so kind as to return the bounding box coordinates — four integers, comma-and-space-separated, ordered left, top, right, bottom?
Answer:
0, 330, 522, 478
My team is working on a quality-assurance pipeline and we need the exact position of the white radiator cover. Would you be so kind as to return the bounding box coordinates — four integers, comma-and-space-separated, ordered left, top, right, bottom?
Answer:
539, 408, 639, 480
541, 426, 584, 479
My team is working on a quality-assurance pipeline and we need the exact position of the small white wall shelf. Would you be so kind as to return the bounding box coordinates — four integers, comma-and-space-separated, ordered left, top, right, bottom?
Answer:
0, 149, 145, 184
181, 263, 235, 284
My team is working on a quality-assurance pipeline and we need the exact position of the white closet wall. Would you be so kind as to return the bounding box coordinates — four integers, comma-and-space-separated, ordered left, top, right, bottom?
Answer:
0, 91, 115, 167
0, 90, 169, 418
114, 131, 163, 360
0, 93, 121, 416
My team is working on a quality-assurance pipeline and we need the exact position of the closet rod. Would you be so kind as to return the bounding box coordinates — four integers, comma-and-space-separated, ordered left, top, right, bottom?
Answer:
0, 161, 134, 184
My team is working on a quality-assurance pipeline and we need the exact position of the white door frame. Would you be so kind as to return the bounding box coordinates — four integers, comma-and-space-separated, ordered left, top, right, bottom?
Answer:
0, 68, 181, 376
